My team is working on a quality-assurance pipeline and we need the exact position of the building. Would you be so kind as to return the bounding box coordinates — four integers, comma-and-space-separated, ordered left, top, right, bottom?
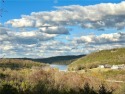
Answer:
98, 65, 104, 68
104, 64, 112, 68
111, 64, 125, 70
98, 64, 125, 70
111, 65, 119, 70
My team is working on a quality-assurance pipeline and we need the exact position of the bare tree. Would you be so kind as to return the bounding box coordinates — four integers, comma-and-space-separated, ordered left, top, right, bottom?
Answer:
0, 55, 5, 63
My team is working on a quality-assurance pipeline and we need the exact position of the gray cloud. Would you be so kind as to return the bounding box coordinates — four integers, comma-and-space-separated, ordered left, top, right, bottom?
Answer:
39, 26, 70, 34
0, 25, 56, 43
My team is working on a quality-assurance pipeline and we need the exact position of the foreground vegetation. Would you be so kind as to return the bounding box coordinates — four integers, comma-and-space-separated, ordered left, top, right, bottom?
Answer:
0, 59, 121, 94
68, 48, 125, 71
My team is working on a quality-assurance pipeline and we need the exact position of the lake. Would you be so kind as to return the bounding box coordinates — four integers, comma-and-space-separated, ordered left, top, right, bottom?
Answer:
50, 64, 67, 71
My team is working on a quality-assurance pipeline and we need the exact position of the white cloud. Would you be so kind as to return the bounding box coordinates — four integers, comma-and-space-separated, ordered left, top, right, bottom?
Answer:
6, 18, 35, 28
1, 2, 125, 58
74, 32, 125, 45
1, 23, 125, 58
6, 1, 125, 30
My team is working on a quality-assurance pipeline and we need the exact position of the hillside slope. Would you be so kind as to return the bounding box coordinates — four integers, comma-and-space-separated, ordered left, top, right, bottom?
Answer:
68, 48, 125, 71
0, 59, 48, 69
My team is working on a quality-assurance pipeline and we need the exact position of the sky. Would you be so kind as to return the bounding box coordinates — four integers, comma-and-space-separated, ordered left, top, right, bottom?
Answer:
0, 0, 125, 58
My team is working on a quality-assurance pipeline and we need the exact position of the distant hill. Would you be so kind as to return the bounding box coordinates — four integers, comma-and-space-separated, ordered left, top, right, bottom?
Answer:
9, 55, 85, 65
13, 55, 85, 65
68, 48, 125, 71
32, 55, 85, 65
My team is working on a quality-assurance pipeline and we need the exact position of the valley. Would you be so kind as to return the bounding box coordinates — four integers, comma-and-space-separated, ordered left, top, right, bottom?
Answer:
0, 48, 125, 94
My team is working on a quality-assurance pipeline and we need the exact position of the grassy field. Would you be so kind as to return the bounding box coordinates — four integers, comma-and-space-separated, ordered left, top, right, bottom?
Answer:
68, 48, 125, 71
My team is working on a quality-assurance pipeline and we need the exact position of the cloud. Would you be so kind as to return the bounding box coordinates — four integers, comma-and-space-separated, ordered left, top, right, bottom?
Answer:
39, 26, 69, 34
0, 24, 56, 45
6, 18, 35, 28
1, 32, 125, 58
6, 1, 125, 30
74, 32, 125, 45
0, 24, 61, 58
1, 1, 125, 58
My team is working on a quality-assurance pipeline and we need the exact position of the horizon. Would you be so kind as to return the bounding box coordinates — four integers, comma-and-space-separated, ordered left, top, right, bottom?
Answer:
0, 0, 125, 58
1, 54, 85, 59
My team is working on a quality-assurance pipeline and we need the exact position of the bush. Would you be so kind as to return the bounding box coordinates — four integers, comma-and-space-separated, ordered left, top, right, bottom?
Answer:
0, 84, 18, 94
99, 84, 113, 94
82, 83, 97, 94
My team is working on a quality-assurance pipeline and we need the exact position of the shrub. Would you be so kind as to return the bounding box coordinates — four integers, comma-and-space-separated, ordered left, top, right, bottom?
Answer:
98, 84, 113, 94
0, 84, 18, 94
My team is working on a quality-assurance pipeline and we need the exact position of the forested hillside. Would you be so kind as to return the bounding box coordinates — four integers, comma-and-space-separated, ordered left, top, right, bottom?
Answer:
68, 48, 125, 71
33, 55, 85, 65
13, 55, 85, 65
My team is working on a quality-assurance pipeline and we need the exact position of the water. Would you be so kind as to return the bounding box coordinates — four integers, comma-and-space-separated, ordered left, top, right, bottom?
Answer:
50, 64, 67, 71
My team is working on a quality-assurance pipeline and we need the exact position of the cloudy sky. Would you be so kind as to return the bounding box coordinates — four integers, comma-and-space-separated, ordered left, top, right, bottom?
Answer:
0, 0, 125, 58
